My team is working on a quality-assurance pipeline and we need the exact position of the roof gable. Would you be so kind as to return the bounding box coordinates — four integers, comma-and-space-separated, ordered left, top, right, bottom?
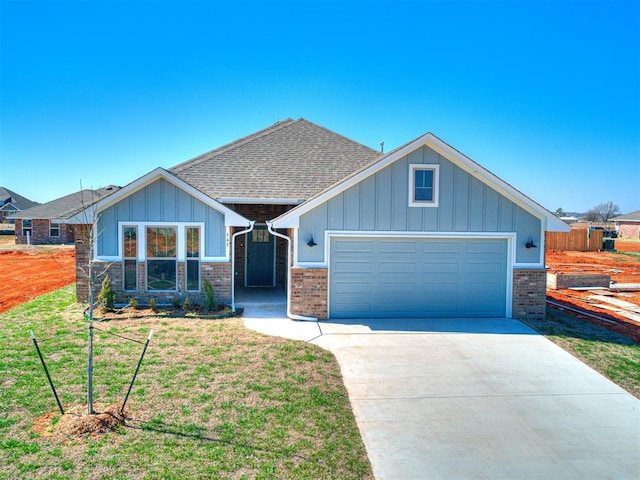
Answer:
169, 118, 381, 203
271, 132, 570, 232
93, 168, 250, 227
0, 187, 40, 211
11, 186, 118, 221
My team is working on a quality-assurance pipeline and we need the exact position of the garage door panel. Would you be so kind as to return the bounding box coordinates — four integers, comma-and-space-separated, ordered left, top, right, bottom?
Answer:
378, 281, 416, 294
379, 241, 417, 254
330, 237, 508, 318
334, 281, 372, 294
333, 261, 373, 274
379, 261, 417, 274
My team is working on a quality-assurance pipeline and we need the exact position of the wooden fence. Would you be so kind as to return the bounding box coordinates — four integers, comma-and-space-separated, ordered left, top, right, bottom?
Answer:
545, 228, 603, 252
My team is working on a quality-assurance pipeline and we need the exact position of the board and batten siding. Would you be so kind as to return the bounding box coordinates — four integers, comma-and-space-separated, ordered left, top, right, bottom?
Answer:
97, 178, 226, 257
298, 145, 541, 264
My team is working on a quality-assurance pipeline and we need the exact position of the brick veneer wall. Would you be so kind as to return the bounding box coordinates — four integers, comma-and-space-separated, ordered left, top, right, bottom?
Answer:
512, 268, 547, 320
290, 267, 328, 319
15, 219, 75, 245
75, 225, 92, 302
88, 261, 233, 306
618, 223, 640, 239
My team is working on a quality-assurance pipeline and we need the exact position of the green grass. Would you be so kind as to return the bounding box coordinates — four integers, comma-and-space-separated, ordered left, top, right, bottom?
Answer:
520, 307, 640, 398
0, 285, 372, 479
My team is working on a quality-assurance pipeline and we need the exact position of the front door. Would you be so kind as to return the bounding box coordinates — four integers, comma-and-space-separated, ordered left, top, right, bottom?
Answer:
246, 226, 275, 286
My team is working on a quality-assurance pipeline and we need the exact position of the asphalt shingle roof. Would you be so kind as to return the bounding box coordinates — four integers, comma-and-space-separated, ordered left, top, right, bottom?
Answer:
12, 186, 120, 220
612, 210, 640, 222
0, 187, 40, 211
169, 118, 382, 202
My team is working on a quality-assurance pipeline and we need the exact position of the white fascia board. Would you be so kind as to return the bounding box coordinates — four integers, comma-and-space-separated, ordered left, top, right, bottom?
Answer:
271, 132, 570, 233
423, 136, 570, 233
92, 167, 251, 227
217, 197, 304, 205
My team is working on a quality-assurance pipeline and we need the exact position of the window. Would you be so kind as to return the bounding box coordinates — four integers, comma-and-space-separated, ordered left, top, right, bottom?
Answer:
49, 222, 60, 237
146, 227, 177, 291
22, 219, 32, 237
186, 227, 200, 291
252, 228, 270, 243
123, 226, 137, 291
409, 165, 439, 207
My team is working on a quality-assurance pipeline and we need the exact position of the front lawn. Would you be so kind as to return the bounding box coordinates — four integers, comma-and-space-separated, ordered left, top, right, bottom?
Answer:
0, 285, 372, 479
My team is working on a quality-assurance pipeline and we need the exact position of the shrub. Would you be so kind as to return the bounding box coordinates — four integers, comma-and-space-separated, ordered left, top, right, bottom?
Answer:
129, 297, 139, 310
183, 296, 192, 311
172, 296, 181, 308
98, 276, 115, 313
149, 298, 157, 312
203, 279, 217, 312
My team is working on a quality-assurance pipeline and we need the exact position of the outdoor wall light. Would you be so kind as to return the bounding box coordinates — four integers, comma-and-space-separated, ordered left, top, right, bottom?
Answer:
525, 236, 537, 249
307, 236, 317, 247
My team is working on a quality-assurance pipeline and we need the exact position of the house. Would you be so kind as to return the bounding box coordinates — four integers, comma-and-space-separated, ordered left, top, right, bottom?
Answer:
12, 186, 120, 245
0, 187, 40, 222
611, 210, 640, 239
78, 118, 569, 320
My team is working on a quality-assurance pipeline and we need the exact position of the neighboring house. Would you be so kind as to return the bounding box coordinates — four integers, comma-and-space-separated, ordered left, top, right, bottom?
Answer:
79, 118, 569, 320
612, 210, 640, 239
0, 187, 40, 222
12, 186, 120, 245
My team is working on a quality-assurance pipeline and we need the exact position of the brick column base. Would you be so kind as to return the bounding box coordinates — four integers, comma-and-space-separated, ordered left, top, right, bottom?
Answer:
512, 268, 547, 320
290, 267, 328, 319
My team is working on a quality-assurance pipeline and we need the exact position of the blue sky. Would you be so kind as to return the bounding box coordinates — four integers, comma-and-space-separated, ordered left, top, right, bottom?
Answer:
1, 0, 638, 214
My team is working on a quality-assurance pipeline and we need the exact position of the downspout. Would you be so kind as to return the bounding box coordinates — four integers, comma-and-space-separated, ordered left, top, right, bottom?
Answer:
231, 221, 255, 312
266, 220, 318, 322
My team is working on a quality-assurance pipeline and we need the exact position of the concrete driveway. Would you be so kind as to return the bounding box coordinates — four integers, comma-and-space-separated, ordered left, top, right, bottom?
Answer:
243, 311, 640, 479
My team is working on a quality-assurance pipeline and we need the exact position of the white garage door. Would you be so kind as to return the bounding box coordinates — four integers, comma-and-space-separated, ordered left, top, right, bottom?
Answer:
329, 237, 508, 318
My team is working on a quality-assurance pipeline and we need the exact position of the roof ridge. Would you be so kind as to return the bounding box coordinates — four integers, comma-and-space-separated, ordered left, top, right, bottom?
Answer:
296, 117, 380, 154
170, 118, 296, 173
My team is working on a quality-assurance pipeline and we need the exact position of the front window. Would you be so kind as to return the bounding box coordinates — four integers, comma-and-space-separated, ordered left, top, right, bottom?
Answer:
409, 165, 439, 207
186, 226, 200, 291
49, 222, 60, 237
123, 226, 137, 291
146, 227, 177, 291
22, 219, 32, 237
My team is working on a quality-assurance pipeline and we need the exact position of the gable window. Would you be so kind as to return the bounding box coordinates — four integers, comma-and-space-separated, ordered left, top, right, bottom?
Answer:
22, 219, 32, 237
49, 222, 60, 237
123, 226, 137, 291
409, 164, 439, 207
146, 227, 177, 291
186, 226, 200, 291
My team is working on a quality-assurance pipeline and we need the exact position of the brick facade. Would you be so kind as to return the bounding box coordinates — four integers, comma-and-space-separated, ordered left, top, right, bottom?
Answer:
75, 222, 232, 306
80, 259, 233, 306
290, 267, 328, 319
15, 219, 75, 245
618, 222, 640, 239
512, 268, 547, 320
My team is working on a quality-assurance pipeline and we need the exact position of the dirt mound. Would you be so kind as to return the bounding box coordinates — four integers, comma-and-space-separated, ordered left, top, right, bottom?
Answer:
33, 403, 129, 440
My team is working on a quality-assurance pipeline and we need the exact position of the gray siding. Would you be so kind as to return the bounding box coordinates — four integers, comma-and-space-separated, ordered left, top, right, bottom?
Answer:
97, 178, 226, 257
298, 145, 541, 264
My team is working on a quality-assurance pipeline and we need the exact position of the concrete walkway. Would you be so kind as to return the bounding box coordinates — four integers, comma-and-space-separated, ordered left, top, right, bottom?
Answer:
242, 302, 640, 479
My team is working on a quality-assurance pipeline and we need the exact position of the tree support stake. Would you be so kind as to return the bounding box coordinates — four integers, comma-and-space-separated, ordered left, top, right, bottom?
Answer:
30, 330, 64, 415
121, 330, 153, 415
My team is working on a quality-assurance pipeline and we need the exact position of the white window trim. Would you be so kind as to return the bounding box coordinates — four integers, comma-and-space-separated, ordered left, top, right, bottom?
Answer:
22, 219, 32, 237
49, 221, 61, 237
185, 226, 201, 292
122, 225, 138, 292
409, 164, 439, 207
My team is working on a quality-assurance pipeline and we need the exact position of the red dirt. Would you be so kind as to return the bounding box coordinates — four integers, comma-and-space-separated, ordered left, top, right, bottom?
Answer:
0, 248, 76, 314
546, 245, 640, 341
